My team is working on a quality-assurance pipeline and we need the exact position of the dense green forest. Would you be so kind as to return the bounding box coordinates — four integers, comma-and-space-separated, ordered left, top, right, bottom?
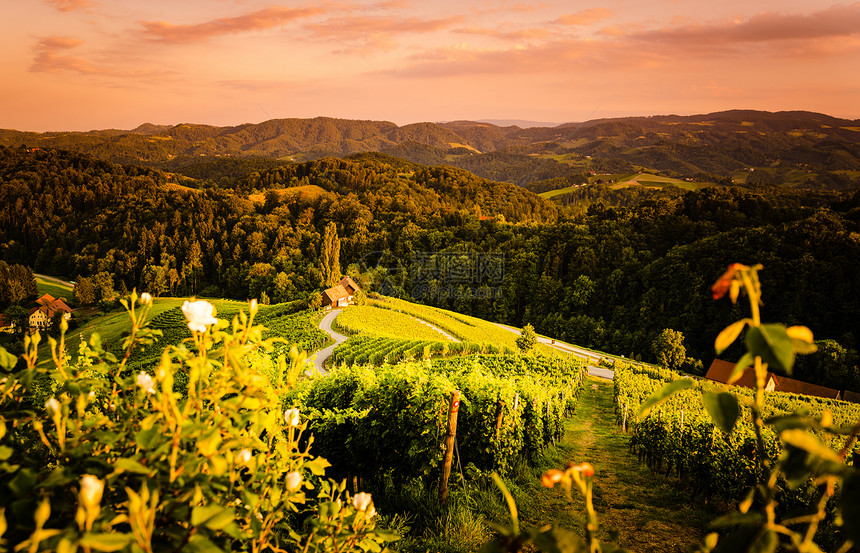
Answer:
2, 145, 860, 391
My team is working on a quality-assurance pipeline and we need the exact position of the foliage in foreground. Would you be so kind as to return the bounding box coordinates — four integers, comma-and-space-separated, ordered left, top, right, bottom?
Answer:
481, 263, 860, 553
0, 293, 395, 552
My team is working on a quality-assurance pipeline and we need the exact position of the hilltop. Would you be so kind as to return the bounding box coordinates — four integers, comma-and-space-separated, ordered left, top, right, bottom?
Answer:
2, 110, 858, 191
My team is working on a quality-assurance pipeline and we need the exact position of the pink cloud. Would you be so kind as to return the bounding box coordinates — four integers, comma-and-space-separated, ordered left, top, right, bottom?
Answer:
29, 35, 175, 81
631, 3, 860, 45
29, 36, 99, 74
453, 25, 551, 41
140, 6, 327, 44
44, 0, 92, 12
555, 8, 613, 26
305, 14, 464, 41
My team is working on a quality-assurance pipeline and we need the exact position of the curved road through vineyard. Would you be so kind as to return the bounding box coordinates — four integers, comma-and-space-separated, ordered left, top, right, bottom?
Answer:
313, 309, 348, 374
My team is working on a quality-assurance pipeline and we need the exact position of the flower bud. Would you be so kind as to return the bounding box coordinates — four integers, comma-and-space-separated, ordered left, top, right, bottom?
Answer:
80, 475, 104, 510
137, 371, 156, 394
286, 471, 302, 491
352, 492, 372, 512
236, 449, 252, 465
572, 462, 595, 477
140, 292, 153, 305
284, 408, 300, 427
181, 300, 218, 333
45, 398, 60, 416
541, 468, 564, 488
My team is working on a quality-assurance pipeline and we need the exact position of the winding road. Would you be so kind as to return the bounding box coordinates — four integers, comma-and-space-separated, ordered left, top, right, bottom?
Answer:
312, 309, 348, 374
494, 323, 616, 379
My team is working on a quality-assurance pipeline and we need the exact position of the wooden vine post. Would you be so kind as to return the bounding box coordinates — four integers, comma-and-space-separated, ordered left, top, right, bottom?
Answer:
494, 400, 505, 441
439, 390, 461, 504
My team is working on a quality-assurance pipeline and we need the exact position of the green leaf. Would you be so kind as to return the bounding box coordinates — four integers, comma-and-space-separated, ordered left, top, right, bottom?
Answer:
8, 468, 35, 497
841, 471, 860, 542
186, 534, 226, 553
0, 446, 12, 461
134, 427, 160, 449
779, 429, 840, 464
726, 353, 754, 385
0, 347, 17, 371
709, 511, 764, 528
715, 319, 749, 354
113, 458, 152, 475
191, 504, 235, 530
702, 391, 740, 434
745, 324, 794, 373
637, 379, 694, 418
749, 529, 777, 553
79, 532, 134, 552
304, 457, 331, 476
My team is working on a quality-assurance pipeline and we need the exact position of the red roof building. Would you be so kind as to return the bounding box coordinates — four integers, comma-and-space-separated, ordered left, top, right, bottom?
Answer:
321, 276, 361, 309
28, 293, 72, 330
705, 358, 777, 391
706, 358, 841, 399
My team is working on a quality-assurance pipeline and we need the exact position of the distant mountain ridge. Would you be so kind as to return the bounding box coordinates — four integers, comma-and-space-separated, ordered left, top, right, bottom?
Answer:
1, 110, 858, 189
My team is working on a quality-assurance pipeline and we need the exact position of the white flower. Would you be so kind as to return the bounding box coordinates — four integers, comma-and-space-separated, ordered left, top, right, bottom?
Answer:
286, 471, 302, 491
140, 292, 153, 305
45, 398, 60, 416
181, 300, 218, 333
352, 492, 372, 512
80, 475, 104, 509
236, 449, 252, 465
250, 298, 258, 312
284, 408, 300, 427
136, 372, 155, 394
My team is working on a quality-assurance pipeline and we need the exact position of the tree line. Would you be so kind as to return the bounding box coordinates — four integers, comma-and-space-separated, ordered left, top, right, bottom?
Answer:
2, 145, 859, 390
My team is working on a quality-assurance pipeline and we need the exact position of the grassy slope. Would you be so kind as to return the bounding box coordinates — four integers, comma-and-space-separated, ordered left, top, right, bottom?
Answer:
512, 376, 713, 552
35, 276, 73, 300
335, 304, 455, 342
375, 297, 558, 356
540, 173, 709, 199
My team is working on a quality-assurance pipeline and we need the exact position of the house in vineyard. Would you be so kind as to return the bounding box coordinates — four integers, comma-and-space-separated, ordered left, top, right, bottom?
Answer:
320, 276, 361, 309
706, 358, 841, 400
705, 358, 776, 391
27, 293, 72, 330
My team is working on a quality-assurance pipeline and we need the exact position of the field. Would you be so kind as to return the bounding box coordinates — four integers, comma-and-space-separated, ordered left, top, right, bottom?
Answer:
35, 275, 73, 300
539, 172, 708, 199
373, 297, 559, 355
247, 184, 326, 204
335, 304, 454, 342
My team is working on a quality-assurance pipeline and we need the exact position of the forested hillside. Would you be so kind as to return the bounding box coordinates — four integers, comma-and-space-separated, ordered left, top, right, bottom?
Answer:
2, 145, 860, 390
2, 110, 859, 190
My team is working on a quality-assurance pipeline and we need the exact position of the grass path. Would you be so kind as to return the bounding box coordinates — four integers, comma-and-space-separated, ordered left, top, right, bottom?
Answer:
516, 376, 714, 553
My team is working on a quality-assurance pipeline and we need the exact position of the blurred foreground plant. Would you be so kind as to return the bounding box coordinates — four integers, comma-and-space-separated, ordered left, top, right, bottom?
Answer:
642, 263, 859, 553
480, 464, 625, 553
0, 292, 396, 552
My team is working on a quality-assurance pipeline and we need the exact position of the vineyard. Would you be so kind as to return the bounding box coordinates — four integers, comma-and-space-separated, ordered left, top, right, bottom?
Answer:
372, 297, 557, 354
613, 362, 860, 504
285, 354, 586, 485
334, 305, 454, 342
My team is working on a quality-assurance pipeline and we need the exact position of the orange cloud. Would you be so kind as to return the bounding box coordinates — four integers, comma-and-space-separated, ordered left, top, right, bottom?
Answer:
556, 8, 613, 26
305, 14, 464, 41
631, 3, 860, 45
453, 25, 551, 41
140, 6, 327, 44
29, 36, 99, 74
44, 0, 92, 12
29, 35, 175, 81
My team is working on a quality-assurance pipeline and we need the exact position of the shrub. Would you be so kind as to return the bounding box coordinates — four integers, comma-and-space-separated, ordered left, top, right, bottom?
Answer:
0, 293, 396, 552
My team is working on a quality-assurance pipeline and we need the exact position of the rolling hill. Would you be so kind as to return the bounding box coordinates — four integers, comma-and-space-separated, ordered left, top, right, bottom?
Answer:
2, 110, 859, 190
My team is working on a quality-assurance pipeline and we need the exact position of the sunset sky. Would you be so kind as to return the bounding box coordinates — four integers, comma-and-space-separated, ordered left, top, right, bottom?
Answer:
3, 0, 859, 131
